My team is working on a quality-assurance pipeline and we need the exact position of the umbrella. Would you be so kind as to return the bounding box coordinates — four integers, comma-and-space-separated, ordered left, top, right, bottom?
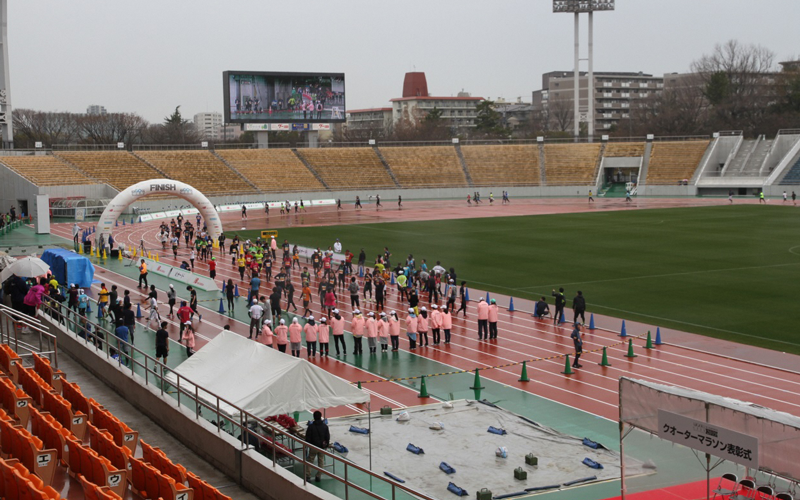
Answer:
0, 256, 50, 282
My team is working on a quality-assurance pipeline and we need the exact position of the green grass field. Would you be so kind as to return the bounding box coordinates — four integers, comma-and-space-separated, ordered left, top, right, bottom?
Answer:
231, 205, 800, 354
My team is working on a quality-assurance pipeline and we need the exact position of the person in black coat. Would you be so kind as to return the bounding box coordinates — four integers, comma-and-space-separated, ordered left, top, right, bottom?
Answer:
572, 290, 586, 325
305, 411, 330, 482
552, 287, 566, 325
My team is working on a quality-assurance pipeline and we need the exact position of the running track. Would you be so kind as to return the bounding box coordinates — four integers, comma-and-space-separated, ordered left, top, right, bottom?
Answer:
50, 197, 800, 421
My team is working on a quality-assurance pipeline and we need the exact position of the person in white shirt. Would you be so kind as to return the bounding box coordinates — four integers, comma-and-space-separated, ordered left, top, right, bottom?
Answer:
248, 298, 264, 339
333, 238, 342, 254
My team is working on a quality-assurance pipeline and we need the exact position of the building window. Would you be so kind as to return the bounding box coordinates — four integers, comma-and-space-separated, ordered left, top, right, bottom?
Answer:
622, 82, 630, 88
622, 92, 630, 98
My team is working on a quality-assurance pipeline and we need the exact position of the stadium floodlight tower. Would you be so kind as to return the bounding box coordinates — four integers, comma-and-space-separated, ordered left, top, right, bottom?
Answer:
553, 0, 615, 141
0, 0, 11, 148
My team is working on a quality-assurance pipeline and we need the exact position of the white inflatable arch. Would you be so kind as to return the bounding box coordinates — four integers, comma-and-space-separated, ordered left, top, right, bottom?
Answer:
97, 179, 223, 244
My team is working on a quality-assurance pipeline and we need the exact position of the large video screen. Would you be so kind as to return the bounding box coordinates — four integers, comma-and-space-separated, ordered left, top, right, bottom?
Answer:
223, 71, 346, 123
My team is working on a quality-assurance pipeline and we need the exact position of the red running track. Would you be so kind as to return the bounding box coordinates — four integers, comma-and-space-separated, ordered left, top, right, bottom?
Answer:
51, 198, 800, 421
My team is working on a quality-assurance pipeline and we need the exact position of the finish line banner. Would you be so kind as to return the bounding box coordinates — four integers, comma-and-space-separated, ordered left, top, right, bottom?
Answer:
142, 259, 219, 292
658, 410, 759, 468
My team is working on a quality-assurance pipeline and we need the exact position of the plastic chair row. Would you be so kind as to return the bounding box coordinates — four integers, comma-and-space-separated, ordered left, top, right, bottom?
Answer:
141, 439, 187, 483
78, 473, 122, 500
64, 430, 127, 497
41, 385, 87, 441
87, 421, 131, 472
715, 473, 796, 500
16, 365, 48, 410
185, 471, 232, 500
129, 457, 194, 500
0, 345, 20, 380
89, 400, 138, 453
0, 375, 33, 427
29, 406, 70, 464
0, 415, 57, 486
61, 379, 91, 418
31, 353, 64, 394
0, 457, 60, 500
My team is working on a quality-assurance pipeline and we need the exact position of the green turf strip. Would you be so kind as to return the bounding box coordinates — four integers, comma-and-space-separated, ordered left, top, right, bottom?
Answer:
232, 205, 800, 354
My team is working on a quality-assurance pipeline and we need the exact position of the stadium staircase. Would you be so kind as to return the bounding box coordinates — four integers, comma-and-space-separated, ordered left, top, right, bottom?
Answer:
373, 146, 401, 188
453, 144, 475, 188
638, 142, 653, 188
129, 151, 171, 179
292, 149, 330, 190
211, 150, 261, 193
538, 144, 547, 185
779, 155, 800, 185
602, 183, 628, 197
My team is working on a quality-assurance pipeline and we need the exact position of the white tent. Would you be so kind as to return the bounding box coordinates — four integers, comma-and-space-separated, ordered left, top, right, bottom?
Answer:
166, 330, 370, 419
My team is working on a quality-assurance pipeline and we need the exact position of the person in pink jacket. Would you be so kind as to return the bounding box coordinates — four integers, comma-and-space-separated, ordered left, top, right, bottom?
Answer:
289, 317, 303, 357
365, 312, 378, 354
377, 312, 390, 352
476, 297, 489, 340
405, 308, 418, 350
330, 309, 346, 356
317, 317, 330, 357
430, 304, 442, 345
304, 316, 318, 357
260, 319, 273, 348
389, 311, 401, 351
488, 298, 499, 340
181, 322, 196, 357
351, 310, 365, 355
269, 235, 278, 259
417, 306, 429, 347
441, 306, 453, 344
275, 319, 288, 353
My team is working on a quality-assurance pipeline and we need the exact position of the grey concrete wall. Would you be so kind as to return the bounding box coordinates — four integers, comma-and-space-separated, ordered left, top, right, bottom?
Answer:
637, 185, 697, 196
39, 314, 340, 500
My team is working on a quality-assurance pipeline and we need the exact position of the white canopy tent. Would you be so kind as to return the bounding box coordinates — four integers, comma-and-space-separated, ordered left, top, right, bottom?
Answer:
166, 331, 370, 420
619, 377, 800, 499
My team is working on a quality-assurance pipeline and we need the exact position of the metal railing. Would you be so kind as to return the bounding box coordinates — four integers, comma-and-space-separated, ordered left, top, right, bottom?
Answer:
36, 297, 433, 500
0, 303, 59, 368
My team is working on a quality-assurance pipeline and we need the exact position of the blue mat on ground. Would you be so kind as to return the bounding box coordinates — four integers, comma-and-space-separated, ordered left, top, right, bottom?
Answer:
563, 475, 597, 486
439, 462, 456, 474
349, 425, 369, 434
333, 442, 348, 454
406, 443, 424, 455
384, 471, 405, 483
582, 437, 606, 450
488, 426, 507, 435
582, 457, 603, 469
447, 482, 468, 496
525, 484, 561, 492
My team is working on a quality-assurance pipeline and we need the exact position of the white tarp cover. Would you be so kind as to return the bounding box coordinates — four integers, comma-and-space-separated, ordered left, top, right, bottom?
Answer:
166, 330, 370, 419
327, 400, 648, 498
620, 377, 800, 481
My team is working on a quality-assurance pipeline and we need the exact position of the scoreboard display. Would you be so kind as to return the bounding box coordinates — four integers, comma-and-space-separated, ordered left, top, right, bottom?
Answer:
553, 0, 615, 12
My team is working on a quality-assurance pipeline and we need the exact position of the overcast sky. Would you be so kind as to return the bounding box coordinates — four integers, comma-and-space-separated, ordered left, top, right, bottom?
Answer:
9, 0, 799, 122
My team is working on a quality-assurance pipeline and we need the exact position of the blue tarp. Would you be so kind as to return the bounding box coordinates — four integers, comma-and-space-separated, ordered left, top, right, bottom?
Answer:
41, 249, 94, 288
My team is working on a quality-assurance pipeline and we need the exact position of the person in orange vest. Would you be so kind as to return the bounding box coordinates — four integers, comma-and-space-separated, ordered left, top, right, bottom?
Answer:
488, 299, 499, 340
366, 312, 378, 354
304, 316, 318, 358
477, 297, 489, 340
389, 311, 401, 351
274, 319, 288, 353
378, 312, 389, 352
330, 309, 346, 356
405, 308, 418, 350
417, 307, 429, 347
289, 318, 303, 357
138, 259, 148, 288
317, 317, 330, 357
351, 310, 365, 355
441, 306, 453, 344
430, 304, 442, 345
260, 319, 273, 348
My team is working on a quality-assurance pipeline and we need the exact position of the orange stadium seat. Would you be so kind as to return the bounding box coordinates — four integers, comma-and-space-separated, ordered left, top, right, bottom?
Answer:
297, 147, 397, 189
61, 380, 91, 419
460, 145, 541, 186
0, 155, 97, 187
214, 148, 326, 193
646, 141, 710, 185
135, 150, 257, 196
16, 365, 48, 409
41, 388, 87, 441
31, 354, 65, 394
0, 345, 21, 380
0, 376, 32, 427
0, 418, 57, 486
543, 143, 602, 185
90, 400, 138, 452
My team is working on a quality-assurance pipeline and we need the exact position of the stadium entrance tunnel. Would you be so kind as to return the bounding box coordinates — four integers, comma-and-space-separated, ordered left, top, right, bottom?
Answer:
96, 179, 223, 244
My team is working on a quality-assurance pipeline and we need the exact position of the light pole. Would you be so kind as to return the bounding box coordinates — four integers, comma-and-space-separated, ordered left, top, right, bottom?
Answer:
553, 0, 615, 142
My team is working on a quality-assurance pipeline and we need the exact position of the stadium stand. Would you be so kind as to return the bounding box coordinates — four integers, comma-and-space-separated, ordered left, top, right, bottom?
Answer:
215, 149, 326, 192
604, 142, 645, 157
297, 148, 397, 189
55, 152, 163, 191
0, 155, 97, 186
378, 146, 468, 187
779, 156, 800, 185
543, 143, 602, 185
460, 145, 540, 186
136, 150, 257, 195
0, 339, 232, 500
646, 141, 710, 185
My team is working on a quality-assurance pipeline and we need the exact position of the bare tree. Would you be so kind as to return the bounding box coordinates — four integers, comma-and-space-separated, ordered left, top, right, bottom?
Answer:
13, 109, 80, 147
78, 112, 148, 145
549, 94, 574, 133
691, 40, 777, 134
